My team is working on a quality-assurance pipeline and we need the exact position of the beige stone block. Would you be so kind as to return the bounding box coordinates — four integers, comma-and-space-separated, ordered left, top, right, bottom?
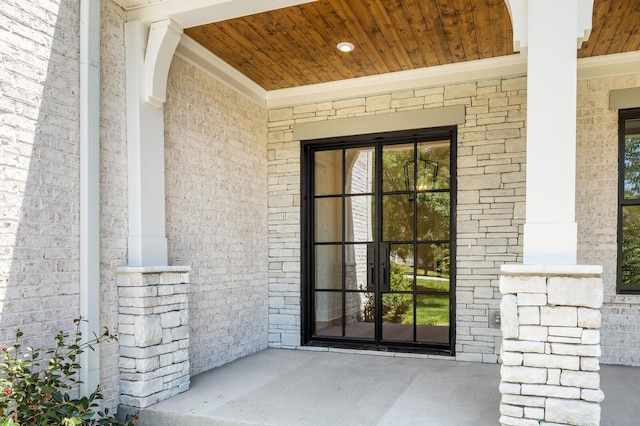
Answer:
458, 173, 501, 190
547, 277, 603, 308
582, 388, 605, 403
581, 329, 600, 345
519, 326, 548, 342
487, 128, 521, 140
581, 357, 600, 372
548, 326, 582, 338
551, 343, 601, 357
500, 403, 523, 418
501, 365, 547, 384
545, 398, 600, 426
499, 276, 547, 294
501, 393, 546, 408
444, 82, 477, 100
516, 293, 546, 306
499, 382, 521, 394
540, 306, 577, 327
365, 94, 391, 111
498, 415, 538, 426
501, 351, 524, 366
524, 406, 544, 420
502, 77, 527, 92
518, 306, 540, 325
521, 384, 581, 399
578, 307, 601, 329
561, 370, 600, 389
269, 108, 294, 121
501, 294, 519, 338
523, 353, 579, 370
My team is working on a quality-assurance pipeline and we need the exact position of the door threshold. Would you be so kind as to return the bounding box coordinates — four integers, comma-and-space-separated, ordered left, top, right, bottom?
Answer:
296, 344, 454, 361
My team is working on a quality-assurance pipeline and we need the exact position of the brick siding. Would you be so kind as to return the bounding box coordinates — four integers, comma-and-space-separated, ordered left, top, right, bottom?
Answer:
164, 57, 269, 375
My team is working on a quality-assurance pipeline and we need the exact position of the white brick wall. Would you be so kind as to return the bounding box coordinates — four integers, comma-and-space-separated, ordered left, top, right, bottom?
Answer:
267, 77, 527, 360
164, 57, 269, 375
576, 73, 640, 366
0, 0, 81, 352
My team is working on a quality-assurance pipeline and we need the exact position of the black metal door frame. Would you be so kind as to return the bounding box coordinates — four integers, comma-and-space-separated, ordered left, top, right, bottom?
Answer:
300, 127, 457, 354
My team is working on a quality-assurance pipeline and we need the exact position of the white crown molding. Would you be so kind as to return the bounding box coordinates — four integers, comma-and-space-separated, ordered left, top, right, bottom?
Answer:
175, 35, 267, 107
126, 0, 316, 27
577, 51, 640, 80
266, 54, 529, 108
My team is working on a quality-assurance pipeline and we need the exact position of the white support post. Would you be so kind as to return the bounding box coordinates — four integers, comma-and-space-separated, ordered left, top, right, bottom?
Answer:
125, 20, 182, 267
521, 0, 593, 265
79, 0, 101, 396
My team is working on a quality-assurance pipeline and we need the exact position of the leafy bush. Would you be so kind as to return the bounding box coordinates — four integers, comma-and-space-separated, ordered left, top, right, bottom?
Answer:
0, 319, 137, 425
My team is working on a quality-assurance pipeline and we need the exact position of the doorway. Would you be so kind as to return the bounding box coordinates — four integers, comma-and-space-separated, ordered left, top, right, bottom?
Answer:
302, 127, 456, 353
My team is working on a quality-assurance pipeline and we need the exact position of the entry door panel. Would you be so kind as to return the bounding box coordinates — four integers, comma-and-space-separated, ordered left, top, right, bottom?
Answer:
308, 135, 453, 351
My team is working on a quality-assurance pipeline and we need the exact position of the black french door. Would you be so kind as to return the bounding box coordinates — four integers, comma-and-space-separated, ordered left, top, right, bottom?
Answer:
302, 128, 456, 353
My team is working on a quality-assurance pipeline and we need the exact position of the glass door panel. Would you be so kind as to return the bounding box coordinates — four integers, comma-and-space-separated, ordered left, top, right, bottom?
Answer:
345, 292, 375, 339
416, 294, 450, 344
314, 197, 342, 242
345, 147, 375, 194
314, 245, 342, 290
315, 150, 342, 195
314, 291, 343, 337
417, 194, 450, 241
382, 195, 414, 241
308, 134, 454, 352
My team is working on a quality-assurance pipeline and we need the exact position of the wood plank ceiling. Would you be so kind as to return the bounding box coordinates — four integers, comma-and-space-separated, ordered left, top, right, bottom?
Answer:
185, 0, 640, 91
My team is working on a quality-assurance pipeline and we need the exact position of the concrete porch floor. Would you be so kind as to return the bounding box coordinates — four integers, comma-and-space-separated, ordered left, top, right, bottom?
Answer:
129, 348, 640, 425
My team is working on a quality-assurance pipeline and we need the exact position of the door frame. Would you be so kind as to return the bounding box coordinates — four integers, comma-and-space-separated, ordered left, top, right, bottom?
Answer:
300, 126, 457, 355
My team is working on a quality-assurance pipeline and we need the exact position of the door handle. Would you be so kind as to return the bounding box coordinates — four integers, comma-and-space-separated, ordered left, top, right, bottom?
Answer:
380, 243, 390, 292
367, 243, 375, 291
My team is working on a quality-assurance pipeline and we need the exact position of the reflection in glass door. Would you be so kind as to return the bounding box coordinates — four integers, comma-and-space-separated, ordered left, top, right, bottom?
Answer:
304, 128, 456, 353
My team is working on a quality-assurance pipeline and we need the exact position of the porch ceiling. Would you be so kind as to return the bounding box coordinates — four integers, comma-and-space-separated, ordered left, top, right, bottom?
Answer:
181, 0, 640, 91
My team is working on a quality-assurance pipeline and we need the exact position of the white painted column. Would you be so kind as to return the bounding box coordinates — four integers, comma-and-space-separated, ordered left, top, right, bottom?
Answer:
521, 0, 593, 265
125, 20, 182, 266
79, 0, 101, 396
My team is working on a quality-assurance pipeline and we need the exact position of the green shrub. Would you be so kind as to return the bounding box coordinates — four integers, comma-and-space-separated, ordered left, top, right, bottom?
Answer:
0, 319, 137, 425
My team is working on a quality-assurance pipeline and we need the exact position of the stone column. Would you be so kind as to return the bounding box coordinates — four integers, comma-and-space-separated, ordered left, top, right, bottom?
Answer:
116, 266, 191, 409
499, 265, 603, 426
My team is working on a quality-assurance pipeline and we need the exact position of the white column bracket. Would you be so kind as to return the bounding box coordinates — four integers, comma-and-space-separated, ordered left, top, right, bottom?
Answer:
505, 0, 594, 52
144, 19, 183, 108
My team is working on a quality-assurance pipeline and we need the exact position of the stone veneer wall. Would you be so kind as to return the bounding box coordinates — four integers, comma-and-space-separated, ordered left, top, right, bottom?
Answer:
267, 77, 527, 360
499, 265, 604, 426
117, 267, 190, 409
164, 57, 269, 375
576, 73, 640, 366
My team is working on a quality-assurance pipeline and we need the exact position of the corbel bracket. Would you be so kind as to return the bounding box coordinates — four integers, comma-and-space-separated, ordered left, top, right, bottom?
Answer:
144, 19, 183, 108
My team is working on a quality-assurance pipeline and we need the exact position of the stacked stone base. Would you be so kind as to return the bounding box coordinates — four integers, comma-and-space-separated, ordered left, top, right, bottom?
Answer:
117, 266, 191, 408
499, 265, 604, 426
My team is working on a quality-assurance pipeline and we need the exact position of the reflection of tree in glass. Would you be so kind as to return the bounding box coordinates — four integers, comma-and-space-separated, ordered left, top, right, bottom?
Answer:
622, 206, 640, 289
622, 136, 640, 289
625, 136, 640, 199
382, 144, 450, 277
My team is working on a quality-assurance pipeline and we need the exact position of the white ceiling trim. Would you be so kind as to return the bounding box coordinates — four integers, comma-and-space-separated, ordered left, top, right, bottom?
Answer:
266, 54, 529, 108
126, 0, 317, 27
577, 51, 640, 80
175, 35, 267, 107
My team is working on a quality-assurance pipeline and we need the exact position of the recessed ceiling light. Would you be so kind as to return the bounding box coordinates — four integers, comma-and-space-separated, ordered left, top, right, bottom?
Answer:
336, 42, 355, 53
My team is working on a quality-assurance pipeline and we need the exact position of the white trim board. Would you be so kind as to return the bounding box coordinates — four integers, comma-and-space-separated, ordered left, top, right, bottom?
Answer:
293, 105, 466, 141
